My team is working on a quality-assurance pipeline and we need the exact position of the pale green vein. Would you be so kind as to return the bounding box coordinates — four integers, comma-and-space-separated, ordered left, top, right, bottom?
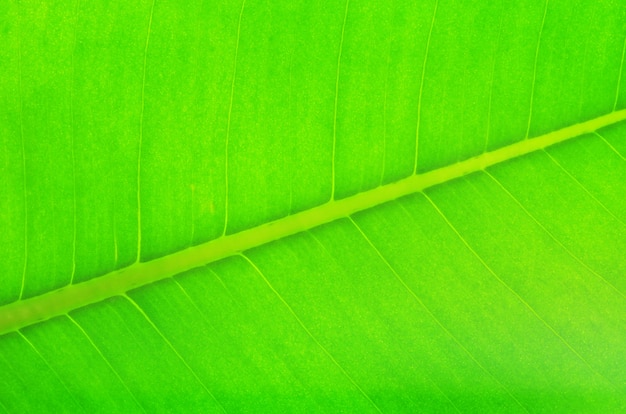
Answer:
542, 149, 626, 227
331, 0, 350, 200
17, 330, 83, 410
575, 6, 593, 120
304, 230, 437, 411
172, 278, 221, 335
484, 2, 504, 152
136, 0, 156, 262
16, 1, 27, 300
615, 36, 626, 111
422, 192, 616, 389
0, 371, 9, 413
113, 196, 119, 266
66, 314, 146, 413
525, 0, 549, 139
379, 39, 391, 187
348, 216, 514, 414
207, 267, 239, 306
594, 131, 625, 160
240, 253, 383, 414
287, 50, 295, 215
190, 180, 196, 245
483, 170, 626, 300
223, 0, 246, 236
124, 295, 227, 413
0, 110, 625, 335
69, 0, 80, 285
413, 0, 438, 174
0, 350, 26, 408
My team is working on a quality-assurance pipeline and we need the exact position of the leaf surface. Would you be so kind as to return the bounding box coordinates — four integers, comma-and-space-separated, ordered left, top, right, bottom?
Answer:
1, 0, 626, 412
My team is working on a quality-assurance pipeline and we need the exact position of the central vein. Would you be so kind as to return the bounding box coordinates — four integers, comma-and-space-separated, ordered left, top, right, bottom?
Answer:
1, 109, 625, 335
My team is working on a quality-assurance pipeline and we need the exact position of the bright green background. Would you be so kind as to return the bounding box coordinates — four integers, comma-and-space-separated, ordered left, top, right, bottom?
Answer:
1, 0, 626, 412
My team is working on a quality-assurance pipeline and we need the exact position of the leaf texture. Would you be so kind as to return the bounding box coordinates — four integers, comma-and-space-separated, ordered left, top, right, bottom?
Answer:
1, 0, 626, 412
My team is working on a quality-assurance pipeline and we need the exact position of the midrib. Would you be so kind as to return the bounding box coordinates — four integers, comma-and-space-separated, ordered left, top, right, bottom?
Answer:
1, 110, 625, 335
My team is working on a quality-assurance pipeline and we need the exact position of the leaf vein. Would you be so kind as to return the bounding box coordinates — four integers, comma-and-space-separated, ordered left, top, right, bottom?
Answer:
347, 217, 472, 413
614, 36, 626, 112
331, 0, 350, 201
594, 131, 626, 160
17, 330, 84, 410
69, 0, 80, 285
483, 169, 626, 301
66, 314, 146, 413
136, 0, 156, 262
16, 1, 27, 301
423, 192, 613, 387
240, 252, 383, 414
542, 149, 626, 226
525, 0, 549, 139
124, 295, 227, 413
223, 0, 247, 236
414, 0, 438, 174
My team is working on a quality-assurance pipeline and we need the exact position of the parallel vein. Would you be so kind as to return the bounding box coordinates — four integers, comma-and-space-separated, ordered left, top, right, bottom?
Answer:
348, 216, 526, 413
614, 36, 626, 111
17, 331, 83, 410
223, 0, 246, 236
331, 0, 350, 200
422, 192, 616, 389
241, 253, 383, 413
483, 170, 626, 300
525, 0, 549, 139
413, 0, 438, 174
542, 149, 626, 227
69, 0, 80, 285
136, 0, 156, 262
66, 314, 146, 413
124, 296, 226, 412
16, 1, 28, 300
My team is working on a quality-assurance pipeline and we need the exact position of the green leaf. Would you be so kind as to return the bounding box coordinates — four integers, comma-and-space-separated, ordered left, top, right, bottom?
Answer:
1, 1, 625, 413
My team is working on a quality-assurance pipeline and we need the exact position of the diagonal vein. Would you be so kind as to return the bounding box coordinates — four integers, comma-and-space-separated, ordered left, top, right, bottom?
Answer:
413, 0, 438, 174
525, 0, 549, 139
124, 295, 227, 413
1, 110, 625, 335
594, 131, 625, 160
16, 1, 27, 301
0, 350, 27, 406
484, 1, 504, 152
542, 149, 626, 226
223, 0, 246, 236
172, 278, 221, 335
379, 39, 392, 187
17, 330, 84, 410
423, 192, 617, 389
69, 0, 80, 285
483, 170, 626, 300
136, 0, 156, 262
66, 314, 146, 413
614, 36, 626, 111
348, 215, 528, 413
240, 253, 383, 414
305, 229, 455, 412
331, 0, 350, 201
